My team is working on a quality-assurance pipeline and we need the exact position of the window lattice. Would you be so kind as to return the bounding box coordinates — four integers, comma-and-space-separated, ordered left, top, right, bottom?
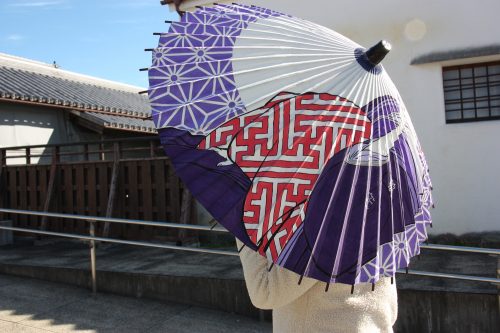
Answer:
443, 61, 500, 123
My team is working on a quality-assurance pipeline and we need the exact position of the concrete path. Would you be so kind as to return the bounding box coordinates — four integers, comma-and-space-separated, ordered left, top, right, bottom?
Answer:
0, 274, 272, 333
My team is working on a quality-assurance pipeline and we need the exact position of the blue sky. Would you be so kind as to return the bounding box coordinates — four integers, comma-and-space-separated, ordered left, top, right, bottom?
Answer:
0, 0, 177, 88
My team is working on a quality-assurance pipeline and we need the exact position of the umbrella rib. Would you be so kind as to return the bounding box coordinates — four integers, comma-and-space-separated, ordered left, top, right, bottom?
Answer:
375, 71, 390, 281
154, 58, 356, 132
238, 25, 353, 49
386, 72, 420, 262
147, 52, 351, 71
299, 66, 370, 279
162, 32, 350, 51
148, 56, 351, 91
326, 70, 375, 280
353, 71, 377, 282
250, 13, 361, 49
191, 2, 359, 47
190, 6, 358, 48
242, 59, 356, 111
380, 74, 406, 277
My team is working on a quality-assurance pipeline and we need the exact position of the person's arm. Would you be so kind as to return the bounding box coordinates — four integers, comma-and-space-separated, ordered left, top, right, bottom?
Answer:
236, 239, 317, 310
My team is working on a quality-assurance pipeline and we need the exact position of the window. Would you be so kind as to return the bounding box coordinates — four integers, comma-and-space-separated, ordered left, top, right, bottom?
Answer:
443, 61, 500, 123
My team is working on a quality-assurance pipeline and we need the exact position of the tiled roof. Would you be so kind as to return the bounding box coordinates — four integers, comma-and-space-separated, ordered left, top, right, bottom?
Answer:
82, 111, 156, 133
0, 53, 156, 133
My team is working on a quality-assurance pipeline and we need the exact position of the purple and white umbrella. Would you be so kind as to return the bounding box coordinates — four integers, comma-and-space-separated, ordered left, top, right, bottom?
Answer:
146, 3, 433, 286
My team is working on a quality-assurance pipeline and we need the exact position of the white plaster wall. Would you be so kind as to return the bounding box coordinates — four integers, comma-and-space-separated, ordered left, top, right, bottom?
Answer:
0, 103, 59, 164
0, 103, 98, 164
236, 0, 500, 234
172, 0, 500, 234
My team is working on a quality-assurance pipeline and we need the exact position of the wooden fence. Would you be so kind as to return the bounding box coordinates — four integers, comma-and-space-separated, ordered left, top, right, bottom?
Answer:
0, 137, 195, 242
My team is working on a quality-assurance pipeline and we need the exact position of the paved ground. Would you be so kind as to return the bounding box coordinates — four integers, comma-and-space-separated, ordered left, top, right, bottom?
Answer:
0, 238, 243, 280
0, 274, 272, 333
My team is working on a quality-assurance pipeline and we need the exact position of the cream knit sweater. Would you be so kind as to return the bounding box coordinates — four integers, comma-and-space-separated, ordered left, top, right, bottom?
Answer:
236, 240, 398, 333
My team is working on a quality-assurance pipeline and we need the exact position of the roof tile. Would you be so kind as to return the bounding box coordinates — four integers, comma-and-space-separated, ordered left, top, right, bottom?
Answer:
0, 65, 156, 133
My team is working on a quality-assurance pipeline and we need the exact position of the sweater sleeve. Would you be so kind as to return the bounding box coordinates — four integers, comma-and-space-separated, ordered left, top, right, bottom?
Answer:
236, 239, 317, 310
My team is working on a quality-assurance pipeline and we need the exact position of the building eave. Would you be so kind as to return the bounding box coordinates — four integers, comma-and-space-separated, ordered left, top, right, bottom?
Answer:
0, 98, 157, 134
0, 92, 148, 119
411, 44, 500, 65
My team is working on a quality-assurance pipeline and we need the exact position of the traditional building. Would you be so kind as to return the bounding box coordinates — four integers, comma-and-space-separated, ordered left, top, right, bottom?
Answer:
0, 53, 155, 164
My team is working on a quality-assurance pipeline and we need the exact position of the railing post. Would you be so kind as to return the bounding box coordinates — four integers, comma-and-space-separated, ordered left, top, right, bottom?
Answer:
0, 148, 6, 167
177, 187, 192, 246
99, 142, 105, 161
40, 147, 60, 231
0, 149, 6, 215
25, 147, 31, 165
54, 146, 60, 164
102, 142, 120, 237
89, 220, 97, 294
84, 144, 89, 162
149, 140, 156, 158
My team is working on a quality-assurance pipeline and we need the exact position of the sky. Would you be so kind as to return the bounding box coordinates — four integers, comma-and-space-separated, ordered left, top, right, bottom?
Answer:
0, 0, 178, 88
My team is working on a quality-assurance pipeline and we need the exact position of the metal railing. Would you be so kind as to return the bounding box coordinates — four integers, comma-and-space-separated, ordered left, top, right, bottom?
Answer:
0, 136, 163, 166
0, 208, 499, 293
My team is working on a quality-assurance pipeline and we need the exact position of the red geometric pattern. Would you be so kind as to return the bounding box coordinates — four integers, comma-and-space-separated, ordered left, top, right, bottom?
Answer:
199, 93, 372, 260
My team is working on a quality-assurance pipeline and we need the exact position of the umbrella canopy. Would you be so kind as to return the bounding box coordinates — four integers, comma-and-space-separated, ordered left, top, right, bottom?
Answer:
146, 3, 433, 285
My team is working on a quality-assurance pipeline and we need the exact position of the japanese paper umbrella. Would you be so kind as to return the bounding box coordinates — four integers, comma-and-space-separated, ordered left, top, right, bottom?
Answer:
145, 3, 433, 286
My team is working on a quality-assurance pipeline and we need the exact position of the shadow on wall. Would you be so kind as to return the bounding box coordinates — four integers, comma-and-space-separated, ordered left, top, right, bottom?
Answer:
0, 102, 101, 165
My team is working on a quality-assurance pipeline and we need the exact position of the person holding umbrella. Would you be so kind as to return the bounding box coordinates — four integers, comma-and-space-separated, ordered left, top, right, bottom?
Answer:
148, 2, 433, 332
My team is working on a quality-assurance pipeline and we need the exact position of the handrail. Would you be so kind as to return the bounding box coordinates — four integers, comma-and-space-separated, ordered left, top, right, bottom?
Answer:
420, 243, 500, 255
0, 225, 238, 257
2, 209, 499, 255
395, 269, 500, 285
0, 208, 499, 293
0, 136, 159, 151
0, 138, 165, 166
0, 209, 228, 233
0, 224, 498, 285
2, 147, 159, 160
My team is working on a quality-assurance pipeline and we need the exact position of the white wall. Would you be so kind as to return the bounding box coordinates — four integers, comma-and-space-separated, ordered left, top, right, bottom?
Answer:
174, 0, 500, 234
0, 102, 98, 164
0, 103, 59, 164
238, 0, 500, 234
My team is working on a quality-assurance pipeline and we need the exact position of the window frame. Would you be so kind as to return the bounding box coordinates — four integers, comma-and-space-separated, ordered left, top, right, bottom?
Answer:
442, 60, 500, 124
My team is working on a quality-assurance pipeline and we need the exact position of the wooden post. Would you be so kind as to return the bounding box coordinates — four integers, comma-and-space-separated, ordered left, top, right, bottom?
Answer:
167, 163, 181, 223
89, 220, 97, 294
84, 144, 89, 162
25, 147, 31, 165
149, 140, 156, 158
0, 149, 5, 167
102, 142, 120, 238
43, 147, 59, 227
176, 186, 192, 246
0, 149, 5, 185
0, 149, 6, 218
99, 142, 105, 161
40, 146, 59, 231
